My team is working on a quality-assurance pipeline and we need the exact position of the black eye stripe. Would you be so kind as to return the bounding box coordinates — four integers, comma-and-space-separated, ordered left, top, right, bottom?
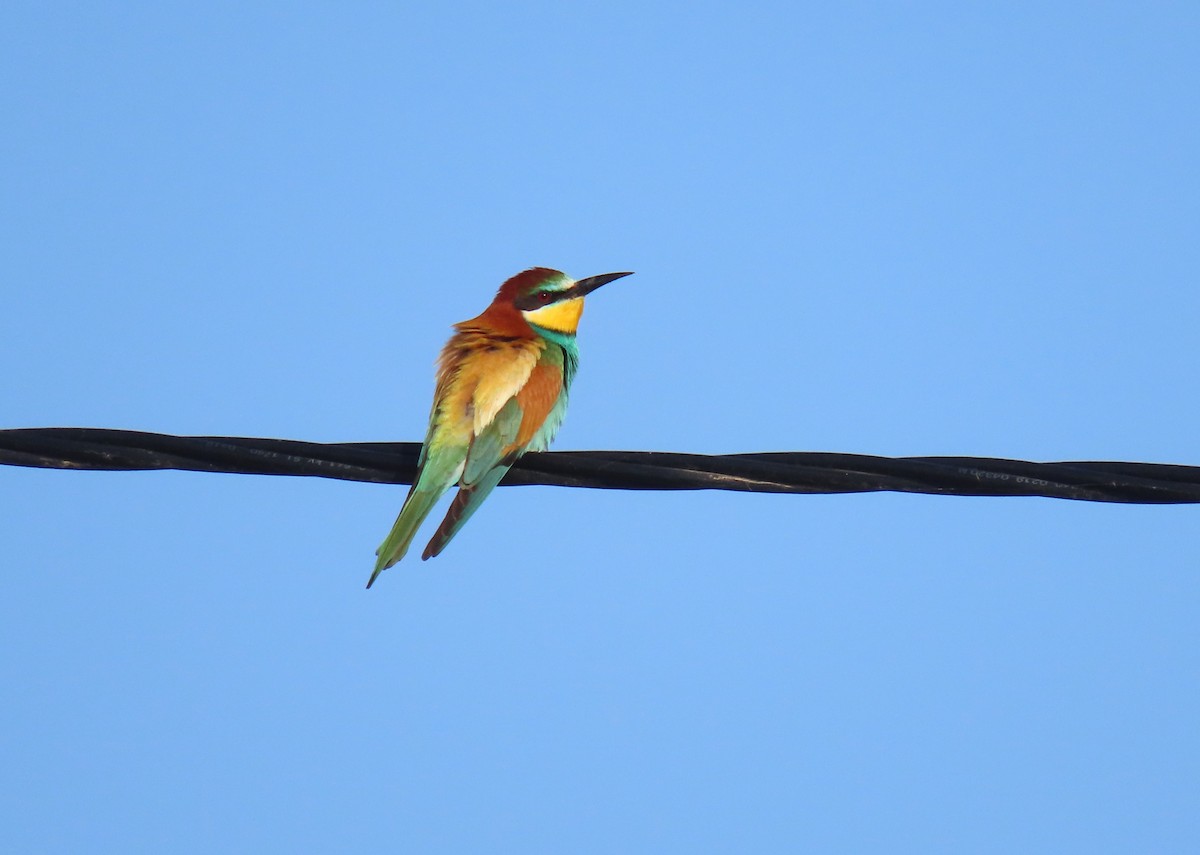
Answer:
515, 288, 570, 310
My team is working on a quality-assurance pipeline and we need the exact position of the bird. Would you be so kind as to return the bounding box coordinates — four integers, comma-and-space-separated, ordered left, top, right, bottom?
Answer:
368, 266, 633, 588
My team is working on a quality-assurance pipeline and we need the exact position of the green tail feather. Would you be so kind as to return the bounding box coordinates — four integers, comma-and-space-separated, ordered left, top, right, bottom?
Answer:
368, 486, 444, 588
420, 458, 515, 561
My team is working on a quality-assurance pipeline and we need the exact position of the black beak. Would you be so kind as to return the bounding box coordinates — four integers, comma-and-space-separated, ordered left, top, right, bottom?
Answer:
573, 271, 634, 297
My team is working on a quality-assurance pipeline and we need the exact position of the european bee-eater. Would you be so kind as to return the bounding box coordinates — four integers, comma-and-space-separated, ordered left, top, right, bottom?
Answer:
368, 267, 633, 588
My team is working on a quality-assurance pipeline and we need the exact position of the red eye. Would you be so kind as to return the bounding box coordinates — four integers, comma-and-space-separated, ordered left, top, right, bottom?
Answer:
538, 291, 553, 303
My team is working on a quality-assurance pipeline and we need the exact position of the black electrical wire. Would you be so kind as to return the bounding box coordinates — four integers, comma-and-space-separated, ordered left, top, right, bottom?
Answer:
3, 427, 1199, 504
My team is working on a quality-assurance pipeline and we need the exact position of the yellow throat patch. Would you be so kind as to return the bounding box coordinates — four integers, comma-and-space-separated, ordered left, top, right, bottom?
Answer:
521, 297, 585, 334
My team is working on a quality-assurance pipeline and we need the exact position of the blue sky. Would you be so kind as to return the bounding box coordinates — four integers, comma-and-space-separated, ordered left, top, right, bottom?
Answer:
2, 2, 1198, 852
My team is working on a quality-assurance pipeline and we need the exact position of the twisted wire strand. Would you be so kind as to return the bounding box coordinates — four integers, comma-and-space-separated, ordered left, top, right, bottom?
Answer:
3, 427, 1198, 504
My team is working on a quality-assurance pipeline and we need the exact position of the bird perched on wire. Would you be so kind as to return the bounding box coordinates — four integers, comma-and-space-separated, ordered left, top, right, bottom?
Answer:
368, 267, 633, 588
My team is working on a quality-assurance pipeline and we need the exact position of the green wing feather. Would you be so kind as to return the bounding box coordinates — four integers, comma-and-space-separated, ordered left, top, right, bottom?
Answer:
421, 398, 524, 560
